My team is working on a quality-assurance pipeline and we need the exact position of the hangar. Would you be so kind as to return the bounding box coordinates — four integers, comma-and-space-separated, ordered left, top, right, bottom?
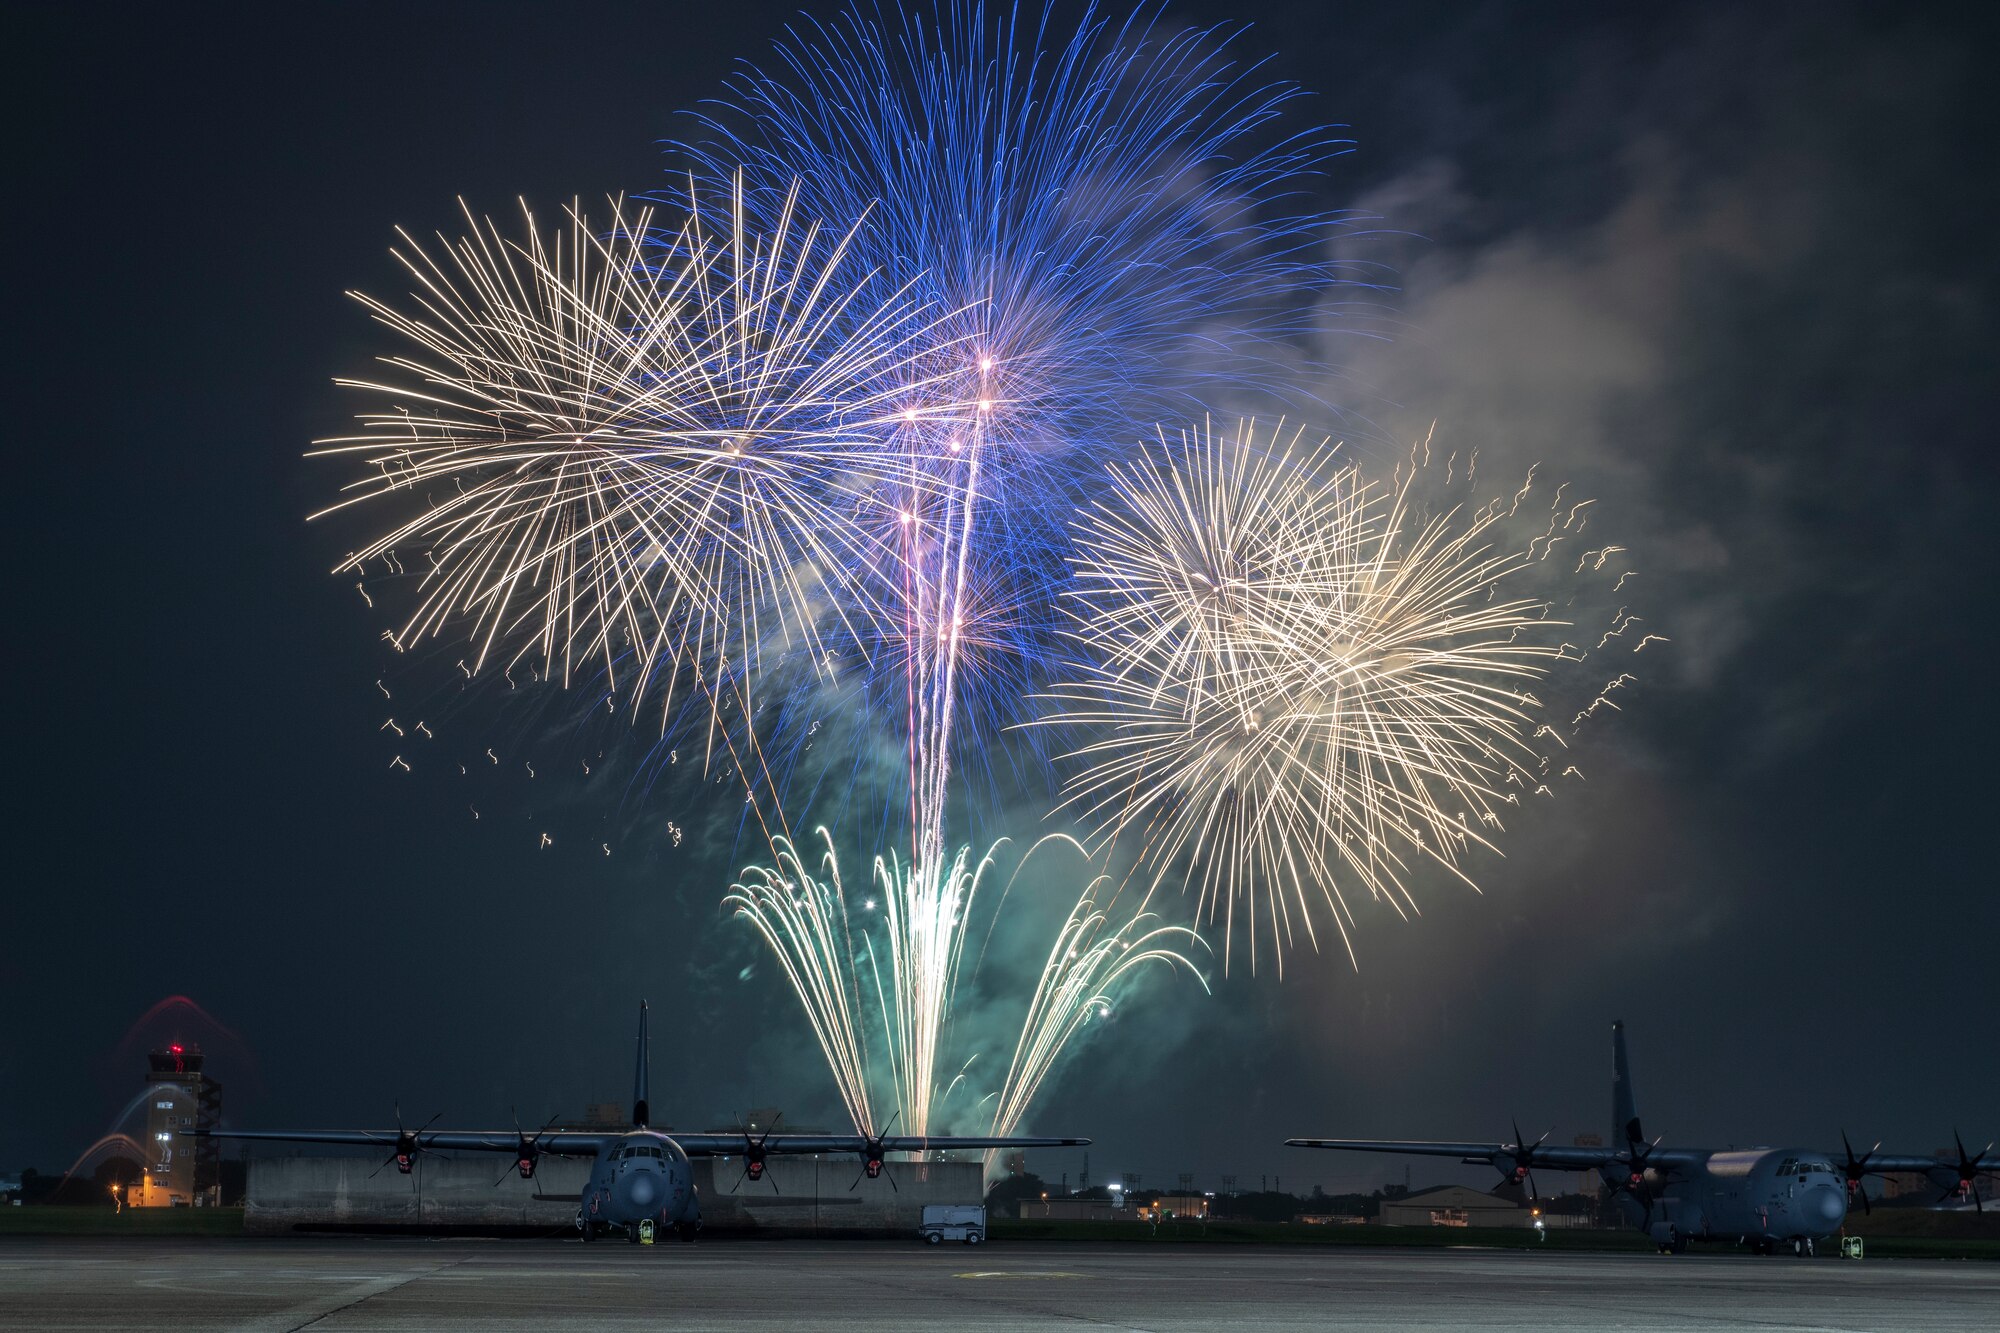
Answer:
245, 1152, 981, 1236
1376, 1185, 1530, 1229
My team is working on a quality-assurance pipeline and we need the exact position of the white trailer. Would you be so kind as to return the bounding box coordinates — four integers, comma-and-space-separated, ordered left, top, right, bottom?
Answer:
919, 1204, 986, 1245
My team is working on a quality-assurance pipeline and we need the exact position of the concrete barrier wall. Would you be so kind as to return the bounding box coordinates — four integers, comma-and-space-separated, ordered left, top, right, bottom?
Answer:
245, 1154, 593, 1233
246, 1153, 981, 1236
699, 1158, 982, 1235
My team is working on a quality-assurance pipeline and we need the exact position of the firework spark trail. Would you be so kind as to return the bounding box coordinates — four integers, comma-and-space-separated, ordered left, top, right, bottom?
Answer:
728, 828, 1203, 1143
312, 179, 975, 754
685, 1, 1372, 767
724, 831, 880, 1131
874, 842, 990, 1133
984, 841, 1207, 1142
724, 832, 990, 1136
1041, 418, 1586, 974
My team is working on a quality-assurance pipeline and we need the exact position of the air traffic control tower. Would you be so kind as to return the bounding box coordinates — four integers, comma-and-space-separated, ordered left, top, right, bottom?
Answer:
127, 1043, 222, 1207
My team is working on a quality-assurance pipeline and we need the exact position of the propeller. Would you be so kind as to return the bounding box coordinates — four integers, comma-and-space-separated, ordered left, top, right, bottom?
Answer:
733, 1112, 783, 1194
1839, 1131, 1882, 1215
1937, 1130, 1994, 1212
850, 1112, 901, 1193
365, 1104, 442, 1181
1606, 1135, 1664, 1226
1495, 1119, 1554, 1202
493, 1109, 562, 1187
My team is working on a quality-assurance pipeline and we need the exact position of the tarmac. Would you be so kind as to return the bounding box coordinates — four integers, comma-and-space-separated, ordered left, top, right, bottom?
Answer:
2, 1237, 1996, 1331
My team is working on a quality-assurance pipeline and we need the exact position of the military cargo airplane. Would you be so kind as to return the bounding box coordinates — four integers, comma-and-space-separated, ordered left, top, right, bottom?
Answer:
1287, 1021, 1996, 1253
190, 1002, 1088, 1243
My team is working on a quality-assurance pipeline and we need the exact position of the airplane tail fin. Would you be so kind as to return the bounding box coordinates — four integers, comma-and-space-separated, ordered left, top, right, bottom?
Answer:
632, 1001, 650, 1128
1612, 1020, 1642, 1147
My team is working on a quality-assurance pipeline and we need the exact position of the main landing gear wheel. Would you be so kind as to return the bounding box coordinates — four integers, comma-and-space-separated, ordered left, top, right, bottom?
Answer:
676, 1223, 698, 1243
580, 1221, 597, 1242
626, 1225, 641, 1244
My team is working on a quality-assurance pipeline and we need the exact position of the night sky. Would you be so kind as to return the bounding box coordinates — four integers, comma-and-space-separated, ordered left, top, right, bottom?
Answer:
10, 0, 1996, 1194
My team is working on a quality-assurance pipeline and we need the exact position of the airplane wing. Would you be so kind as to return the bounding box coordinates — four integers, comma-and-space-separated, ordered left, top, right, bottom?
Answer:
1843, 1151, 1971, 1173
670, 1134, 1090, 1157
1829, 1149, 1999, 1173
1286, 1138, 1707, 1170
185, 1128, 612, 1156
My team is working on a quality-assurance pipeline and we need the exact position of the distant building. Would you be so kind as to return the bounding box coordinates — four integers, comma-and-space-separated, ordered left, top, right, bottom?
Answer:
126, 1044, 221, 1208
1138, 1194, 1209, 1221
1572, 1134, 1604, 1197
1377, 1185, 1529, 1229
1019, 1199, 1133, 1222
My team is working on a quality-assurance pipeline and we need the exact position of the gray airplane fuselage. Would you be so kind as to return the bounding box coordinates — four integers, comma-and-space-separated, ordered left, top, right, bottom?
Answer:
579, 1130, 699, 1236
1612, 1149, 1846, 1245
183, 1000, 1092, 1250
1283, 1020, 1999, 1254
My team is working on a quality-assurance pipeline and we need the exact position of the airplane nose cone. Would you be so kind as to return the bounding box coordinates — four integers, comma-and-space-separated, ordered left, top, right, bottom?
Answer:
628, 1173, 657, 1208
1809, 1186, 1845, 1228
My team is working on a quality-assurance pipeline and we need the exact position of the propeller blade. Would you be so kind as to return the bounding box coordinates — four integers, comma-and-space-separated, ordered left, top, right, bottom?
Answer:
1857, 1186, 1871, 1216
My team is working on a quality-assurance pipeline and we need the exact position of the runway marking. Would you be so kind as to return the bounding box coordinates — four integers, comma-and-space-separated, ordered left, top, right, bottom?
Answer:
956, 1270, 1085, 1279
222, 1260, 460, 1332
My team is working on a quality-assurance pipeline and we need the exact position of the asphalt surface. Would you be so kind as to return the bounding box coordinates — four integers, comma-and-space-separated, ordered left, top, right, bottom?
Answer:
2, 1238, 1995, 1330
